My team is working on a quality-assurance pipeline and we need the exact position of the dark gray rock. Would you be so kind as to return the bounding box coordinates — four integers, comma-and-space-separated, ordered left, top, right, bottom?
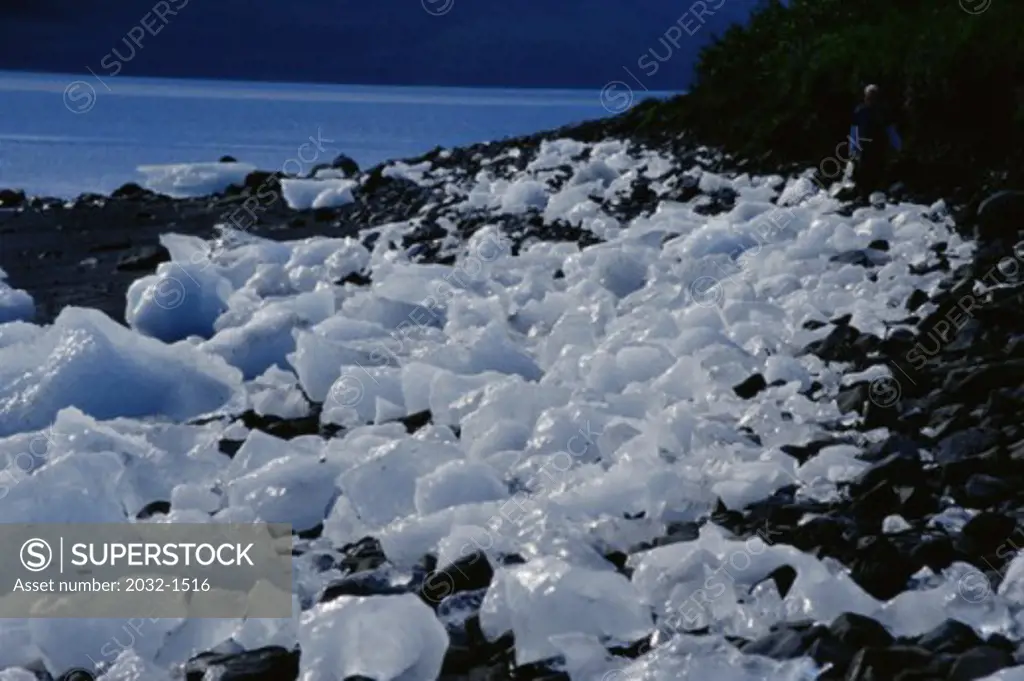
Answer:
837, 382, 870, 415
959, 512, 1018, 558
439, 611, 515, 677
906, 289, 929, 312
975, 190, 1024, 241
949, 645, 1014, 681
184, 646, 299, 681
847, 481, 900, 526
331, 153, 361, 177
733, 373, 768, 399
779, 439, 838, 465
336, 270, 372, 286
962, 474, 1015, 507
845, 645, 933, 681
218, 439, 245, 458
830, 248, 891, 268
741, 623, 826, 659
805, 324, 878, 364
752, 564, 797, 599
935, 427, 1000, 465
791, 512, 845, 546
909, 534, 957, 574
805, 635, 861, 675
233, 406, 339, 440
649, 520, 701, 548
418, 551, 494, 608
135, 499, 171, 519
915, 620, 983, 655
320, 565, 405, 603
944, 360, 1024, 397
111, 182, 152, 200
392, 409, 433, 434
861, 435, 923, 463
116, 244, 169, 272
985, 633, 1015, 654
829, 612, 894, 651
692, 187, 738, 216
849, 535, 916, 600
241, 170, 284, 195
852, 451, 923, 495
337, 536, 389, 574
0, 188, 27, 207
666, 174, 701, 203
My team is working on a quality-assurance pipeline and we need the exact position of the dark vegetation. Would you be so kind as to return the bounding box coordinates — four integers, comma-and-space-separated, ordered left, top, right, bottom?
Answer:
605, 0, 1024, 204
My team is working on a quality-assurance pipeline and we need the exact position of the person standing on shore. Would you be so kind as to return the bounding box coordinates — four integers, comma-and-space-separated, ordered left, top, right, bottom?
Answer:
850, 84, 903, 202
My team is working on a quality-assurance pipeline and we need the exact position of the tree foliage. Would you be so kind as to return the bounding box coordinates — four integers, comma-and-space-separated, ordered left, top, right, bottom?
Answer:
630, 0, 1024, 194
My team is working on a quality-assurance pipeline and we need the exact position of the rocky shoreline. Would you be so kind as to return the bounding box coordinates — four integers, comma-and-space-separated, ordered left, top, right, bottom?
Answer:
4, 114, 1024, 681
704, 215, 1024, 679
0, 125, 638, 327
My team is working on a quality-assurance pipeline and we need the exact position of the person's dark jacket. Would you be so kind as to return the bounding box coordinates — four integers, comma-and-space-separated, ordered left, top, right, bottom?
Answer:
850, 104, 902, 157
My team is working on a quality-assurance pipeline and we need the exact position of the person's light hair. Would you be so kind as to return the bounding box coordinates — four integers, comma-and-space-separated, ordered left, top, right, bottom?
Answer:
865, 84, 879, 97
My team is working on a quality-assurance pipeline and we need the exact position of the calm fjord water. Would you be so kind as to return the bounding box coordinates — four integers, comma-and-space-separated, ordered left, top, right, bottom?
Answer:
0, 72, 670, 198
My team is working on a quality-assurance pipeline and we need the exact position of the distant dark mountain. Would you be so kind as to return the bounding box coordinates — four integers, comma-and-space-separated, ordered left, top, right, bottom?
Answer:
0, 1, 760, 89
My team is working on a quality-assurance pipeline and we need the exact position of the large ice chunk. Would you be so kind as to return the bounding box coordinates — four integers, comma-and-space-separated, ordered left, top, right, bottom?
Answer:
126, 260, 233, 343
336, 439, 463, 528
226, 454, 339, 532
480, 556, 653, 665
299, 594, 448, 681
30, 612, 183, 676
413, 459, 508, 515
202, 288, 335, 380
0, 307, 242, 437
136, 162, 257, 198
280, 178, 357, 210
0, 266, 34, 324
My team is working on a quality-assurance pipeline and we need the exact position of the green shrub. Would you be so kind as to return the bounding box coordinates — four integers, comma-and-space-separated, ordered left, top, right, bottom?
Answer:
621, 0, 1024, 194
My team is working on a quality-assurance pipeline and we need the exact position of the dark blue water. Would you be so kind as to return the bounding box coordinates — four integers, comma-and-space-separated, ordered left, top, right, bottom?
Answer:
0, 71, 674, 198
